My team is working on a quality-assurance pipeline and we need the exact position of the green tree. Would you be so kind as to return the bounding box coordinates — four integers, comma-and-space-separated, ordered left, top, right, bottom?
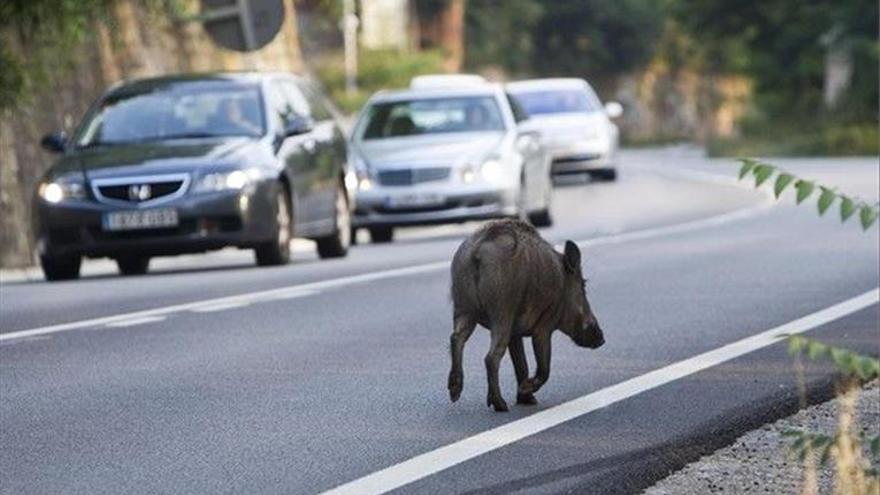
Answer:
672, 0, 879, 122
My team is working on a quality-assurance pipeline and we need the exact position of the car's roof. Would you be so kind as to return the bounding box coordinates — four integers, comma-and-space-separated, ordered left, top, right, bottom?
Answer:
410, 74, 487, 89
368, 84, 503, 104
107, 72, 303, 94
506, 78, 589, 92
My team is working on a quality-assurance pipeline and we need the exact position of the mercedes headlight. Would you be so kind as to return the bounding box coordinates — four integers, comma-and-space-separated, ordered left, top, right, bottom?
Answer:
38, 181, 85, 203
480, 158, 505, 184
194, 169, 256, 193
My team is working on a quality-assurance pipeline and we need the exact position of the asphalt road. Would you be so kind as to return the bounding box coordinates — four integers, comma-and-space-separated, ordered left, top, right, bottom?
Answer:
1, 147, 878, 495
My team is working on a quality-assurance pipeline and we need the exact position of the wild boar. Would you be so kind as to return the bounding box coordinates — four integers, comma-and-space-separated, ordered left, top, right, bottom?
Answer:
448, 218, 604, 412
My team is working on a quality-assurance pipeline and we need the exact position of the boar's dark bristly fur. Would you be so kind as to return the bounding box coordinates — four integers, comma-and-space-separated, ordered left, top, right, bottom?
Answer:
448, 218, 604, 412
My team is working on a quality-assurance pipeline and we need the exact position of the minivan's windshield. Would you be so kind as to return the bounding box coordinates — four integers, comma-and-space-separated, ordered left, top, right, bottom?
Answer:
511, 89, 600, 115
76, 82, 265, 147
361, 96, 504, 139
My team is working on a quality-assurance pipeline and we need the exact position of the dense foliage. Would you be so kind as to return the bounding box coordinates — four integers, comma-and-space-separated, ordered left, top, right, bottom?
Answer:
464, 0, 878, 154
465, 0, 663, 81
0, 0, 113, 110
0, 0, 175, 111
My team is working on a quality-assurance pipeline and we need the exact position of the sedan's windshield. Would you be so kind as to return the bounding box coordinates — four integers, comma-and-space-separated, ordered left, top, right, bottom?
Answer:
76, 82, 265, 147
511, 89, 600, 115
361, 96, 504, 139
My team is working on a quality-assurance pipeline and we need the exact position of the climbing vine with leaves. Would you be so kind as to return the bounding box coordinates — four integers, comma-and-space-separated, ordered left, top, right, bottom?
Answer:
737, 158, 879, 230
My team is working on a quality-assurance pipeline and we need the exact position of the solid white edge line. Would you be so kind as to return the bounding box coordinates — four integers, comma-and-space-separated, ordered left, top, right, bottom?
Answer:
320, 288, 880, 495
104, 315, 166, 328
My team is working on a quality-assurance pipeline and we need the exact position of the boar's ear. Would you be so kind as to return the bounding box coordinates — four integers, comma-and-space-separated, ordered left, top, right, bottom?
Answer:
563, 241, 581, 273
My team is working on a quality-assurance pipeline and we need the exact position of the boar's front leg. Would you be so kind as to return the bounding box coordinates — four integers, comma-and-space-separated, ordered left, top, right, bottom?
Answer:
519, 332, 551, 396
448, 314, 476, 402
509, 337, 537, 405
485, 323, 512, 412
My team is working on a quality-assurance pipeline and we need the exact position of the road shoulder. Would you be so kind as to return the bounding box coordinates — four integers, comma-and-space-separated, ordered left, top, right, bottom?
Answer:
643, 380, 879, 494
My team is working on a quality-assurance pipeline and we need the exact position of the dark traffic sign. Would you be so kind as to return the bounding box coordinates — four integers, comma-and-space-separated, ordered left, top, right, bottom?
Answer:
201, 0, 284, 52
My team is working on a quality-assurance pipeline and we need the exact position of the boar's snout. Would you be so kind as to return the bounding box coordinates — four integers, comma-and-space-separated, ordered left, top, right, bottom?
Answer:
572, 320, 604, 349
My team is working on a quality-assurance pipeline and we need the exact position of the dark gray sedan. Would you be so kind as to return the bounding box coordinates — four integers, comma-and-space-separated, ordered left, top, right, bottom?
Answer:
34, 73, 352, 280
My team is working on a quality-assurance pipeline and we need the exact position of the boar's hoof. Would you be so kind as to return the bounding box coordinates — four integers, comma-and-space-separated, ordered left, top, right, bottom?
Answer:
516, 393, 538, 405
518, 380, 537, 396
487, 395, 509, 412
448, 373, 463, 402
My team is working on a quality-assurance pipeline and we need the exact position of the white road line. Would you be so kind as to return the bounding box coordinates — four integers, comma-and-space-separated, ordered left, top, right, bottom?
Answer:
190, 301, 253, 313
0, 196, 772, 343
104, 315, 166, 328
0, 262, 447, 342
576, 199, 774, 249
320, 288, 880, 495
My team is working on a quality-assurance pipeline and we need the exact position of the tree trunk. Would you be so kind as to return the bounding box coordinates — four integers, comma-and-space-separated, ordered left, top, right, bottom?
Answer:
440, 0, 465, 72
417, 0, 466, 72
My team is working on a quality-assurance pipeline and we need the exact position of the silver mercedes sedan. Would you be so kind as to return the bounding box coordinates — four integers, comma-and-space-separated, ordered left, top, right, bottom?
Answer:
349, 84, 552, 243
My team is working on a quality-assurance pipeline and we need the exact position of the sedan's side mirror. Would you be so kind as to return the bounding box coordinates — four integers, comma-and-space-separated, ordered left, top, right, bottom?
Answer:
515, 130, 541, 151
41, 132, 67, 153
284, 116, 314, 137
604, 101, 623, 119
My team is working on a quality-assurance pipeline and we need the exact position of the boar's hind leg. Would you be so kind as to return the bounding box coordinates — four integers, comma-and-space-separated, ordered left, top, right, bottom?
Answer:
448, 314, 476, 403
485, 325, 512, 412
519, 332, 551, 396
510, 337, 537, 405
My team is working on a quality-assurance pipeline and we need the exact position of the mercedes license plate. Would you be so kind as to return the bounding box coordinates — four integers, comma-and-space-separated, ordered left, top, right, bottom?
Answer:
386, 193, 445, 209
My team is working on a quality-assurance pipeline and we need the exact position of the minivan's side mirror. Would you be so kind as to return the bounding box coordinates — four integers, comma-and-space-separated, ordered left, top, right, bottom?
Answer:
284, 116, 314, 137
41, 132, 67, 153
604, 101, 623, 119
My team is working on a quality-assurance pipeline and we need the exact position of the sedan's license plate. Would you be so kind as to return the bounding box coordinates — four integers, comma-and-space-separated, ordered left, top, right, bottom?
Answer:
387, 193, 445, 208
103, 209, 179, 231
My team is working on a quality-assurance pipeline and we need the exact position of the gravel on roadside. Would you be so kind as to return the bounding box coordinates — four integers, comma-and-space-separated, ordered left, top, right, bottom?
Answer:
643, 381, 879, 495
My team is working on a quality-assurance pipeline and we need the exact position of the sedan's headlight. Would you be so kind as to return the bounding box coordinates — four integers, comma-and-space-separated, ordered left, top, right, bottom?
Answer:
480, 159, 505, 184
193, 170, 256, 193
38, 181, 85, 203
356, 169, 373, 191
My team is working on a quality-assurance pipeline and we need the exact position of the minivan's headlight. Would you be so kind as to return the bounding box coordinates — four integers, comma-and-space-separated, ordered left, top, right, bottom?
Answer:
38, 181, 85, 203
194, 170, 255, 193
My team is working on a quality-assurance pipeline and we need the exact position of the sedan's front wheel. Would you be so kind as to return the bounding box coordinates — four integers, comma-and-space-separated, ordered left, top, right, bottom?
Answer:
316, 185, 351, 259
255, 185, 292, 266
40, 254, 81, 281
368, 226, 393, 243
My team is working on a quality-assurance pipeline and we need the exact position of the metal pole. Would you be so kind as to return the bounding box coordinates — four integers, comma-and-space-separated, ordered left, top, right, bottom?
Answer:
237, 0, 258, 69
342, 0, 359, 96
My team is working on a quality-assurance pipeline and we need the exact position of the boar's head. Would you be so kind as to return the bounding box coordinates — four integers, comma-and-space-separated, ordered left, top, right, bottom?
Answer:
559, 241, 604, 349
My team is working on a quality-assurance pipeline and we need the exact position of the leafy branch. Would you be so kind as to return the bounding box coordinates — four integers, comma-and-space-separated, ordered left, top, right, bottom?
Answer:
737, 158, 879, 230
787, 335, 880, 380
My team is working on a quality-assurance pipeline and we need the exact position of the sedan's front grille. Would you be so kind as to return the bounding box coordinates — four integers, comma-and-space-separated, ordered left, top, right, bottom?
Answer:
91, 174, 190, 206
377, 167, 450, 186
